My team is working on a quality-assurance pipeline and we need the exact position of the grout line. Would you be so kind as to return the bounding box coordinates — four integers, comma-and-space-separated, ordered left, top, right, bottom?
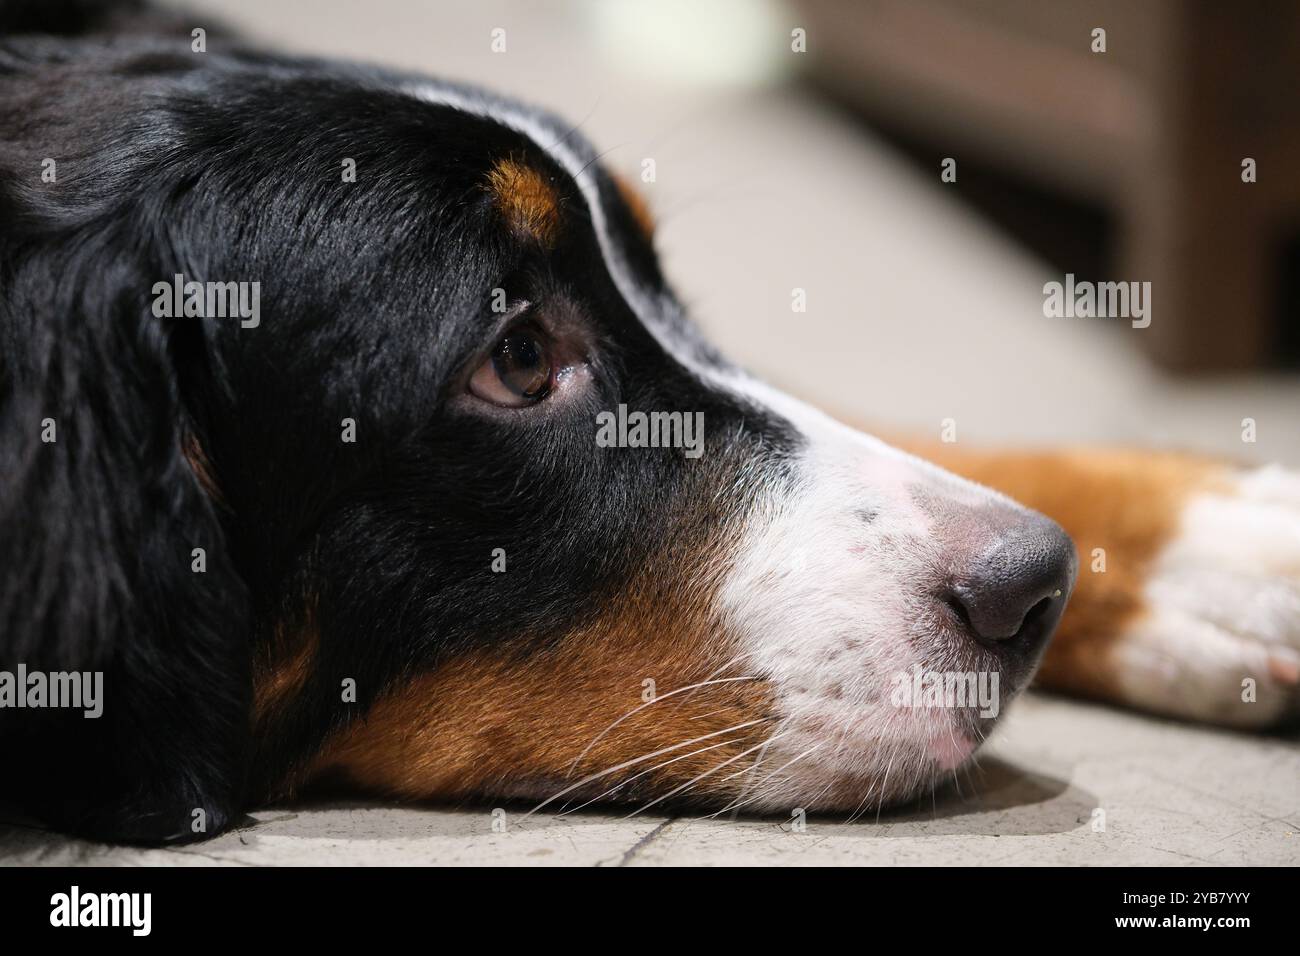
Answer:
608, 817, 677, 868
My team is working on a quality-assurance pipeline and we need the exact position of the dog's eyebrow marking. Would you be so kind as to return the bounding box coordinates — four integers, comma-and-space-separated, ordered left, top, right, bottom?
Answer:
612, 173, 654, 242
406, 83, 723, 382
485, 157, 562, 248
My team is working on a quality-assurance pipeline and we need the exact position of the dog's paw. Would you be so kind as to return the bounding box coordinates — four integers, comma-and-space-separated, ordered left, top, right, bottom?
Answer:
1109, 465, 1300, 728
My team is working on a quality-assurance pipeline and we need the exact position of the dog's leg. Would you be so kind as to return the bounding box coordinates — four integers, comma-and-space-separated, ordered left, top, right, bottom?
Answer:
891, 440, 1300, 727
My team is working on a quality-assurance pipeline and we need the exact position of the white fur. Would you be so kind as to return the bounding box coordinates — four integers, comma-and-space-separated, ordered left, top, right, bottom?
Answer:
1115, 467, 1300, 727
711, 395, 1036, 811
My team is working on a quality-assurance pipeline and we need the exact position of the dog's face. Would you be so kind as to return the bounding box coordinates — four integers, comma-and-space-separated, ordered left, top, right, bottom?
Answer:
1, 38, 1076, 838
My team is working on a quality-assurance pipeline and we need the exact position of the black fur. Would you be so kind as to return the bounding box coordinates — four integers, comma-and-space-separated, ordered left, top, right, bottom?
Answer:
0, 1, 797, 842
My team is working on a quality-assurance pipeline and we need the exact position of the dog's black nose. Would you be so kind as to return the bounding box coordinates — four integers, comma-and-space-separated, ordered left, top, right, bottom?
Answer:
946, 515, 1077, 653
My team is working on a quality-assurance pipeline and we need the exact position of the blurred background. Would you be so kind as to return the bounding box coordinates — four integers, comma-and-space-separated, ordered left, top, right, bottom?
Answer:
168, 0, 1300, 464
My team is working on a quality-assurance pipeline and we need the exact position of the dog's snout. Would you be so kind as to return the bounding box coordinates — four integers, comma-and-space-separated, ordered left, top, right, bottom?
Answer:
945, 515, 1077, 652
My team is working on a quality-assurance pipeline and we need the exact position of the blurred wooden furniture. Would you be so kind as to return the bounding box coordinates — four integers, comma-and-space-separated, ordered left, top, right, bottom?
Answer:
791, 0, 1300, 371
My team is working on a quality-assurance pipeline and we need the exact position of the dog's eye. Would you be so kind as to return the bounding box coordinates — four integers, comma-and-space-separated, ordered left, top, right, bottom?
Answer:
469, 325, 554, 407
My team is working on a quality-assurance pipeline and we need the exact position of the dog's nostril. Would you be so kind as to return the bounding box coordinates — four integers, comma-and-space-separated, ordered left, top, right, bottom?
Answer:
948, 584, 1064, 648
1014, 595, 1055, 638
943, 593, 974, 631
946, 517, 1077, 651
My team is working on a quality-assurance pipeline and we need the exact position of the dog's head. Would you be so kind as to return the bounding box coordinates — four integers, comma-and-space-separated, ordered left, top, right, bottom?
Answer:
0, 33, 1075, 840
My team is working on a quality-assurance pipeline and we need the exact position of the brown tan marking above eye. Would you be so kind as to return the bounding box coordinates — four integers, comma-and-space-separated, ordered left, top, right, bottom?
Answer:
612, 172, 655, 242
484, 157, 562, 248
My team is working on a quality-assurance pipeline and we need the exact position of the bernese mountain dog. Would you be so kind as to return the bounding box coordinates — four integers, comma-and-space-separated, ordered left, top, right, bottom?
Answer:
2, 0, 1298, 844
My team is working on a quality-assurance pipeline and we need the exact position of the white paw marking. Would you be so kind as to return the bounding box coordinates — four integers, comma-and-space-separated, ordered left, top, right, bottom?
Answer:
1115, 466, 1300, 727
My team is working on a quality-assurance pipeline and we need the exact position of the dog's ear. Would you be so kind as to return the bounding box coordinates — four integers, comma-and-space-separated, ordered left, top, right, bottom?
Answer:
0, 188, 251, 843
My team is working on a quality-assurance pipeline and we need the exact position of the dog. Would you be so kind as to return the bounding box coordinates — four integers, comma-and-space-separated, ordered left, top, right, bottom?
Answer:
2, 0, 1297, 844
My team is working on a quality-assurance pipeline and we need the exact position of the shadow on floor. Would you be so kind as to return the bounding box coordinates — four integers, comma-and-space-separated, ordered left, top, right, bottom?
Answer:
223, 753, 1092, 846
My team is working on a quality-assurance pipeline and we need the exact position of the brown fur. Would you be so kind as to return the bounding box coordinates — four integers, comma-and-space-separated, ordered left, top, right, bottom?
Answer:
253, 603, 319, 730
182, 431, 224, 506
299, 559, 773, 806
484, 157, 562, 248
613, 173, 655, 241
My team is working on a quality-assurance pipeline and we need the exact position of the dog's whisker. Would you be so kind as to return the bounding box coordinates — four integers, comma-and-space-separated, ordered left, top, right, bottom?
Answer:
722, 717, 790, 820
551, 723, 767, 818
846, 716, 907, 823
778, 727, 843, 818
704, 743, 824, 819
688, 707, 731, 722
711, 722, 791, 788
557, 737, 743, 817
846, 761, 884, 824
564, 676, 763, 776
544, 95, 602, 153
711, 744, 815, 818
850, 734, 907, 824
800, 776, 838, 815
527, 717, 773, 818
665, 647, 764, 712
628, 736, 796, 819
665, 650, 763, 712
706, 729, 795, 790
